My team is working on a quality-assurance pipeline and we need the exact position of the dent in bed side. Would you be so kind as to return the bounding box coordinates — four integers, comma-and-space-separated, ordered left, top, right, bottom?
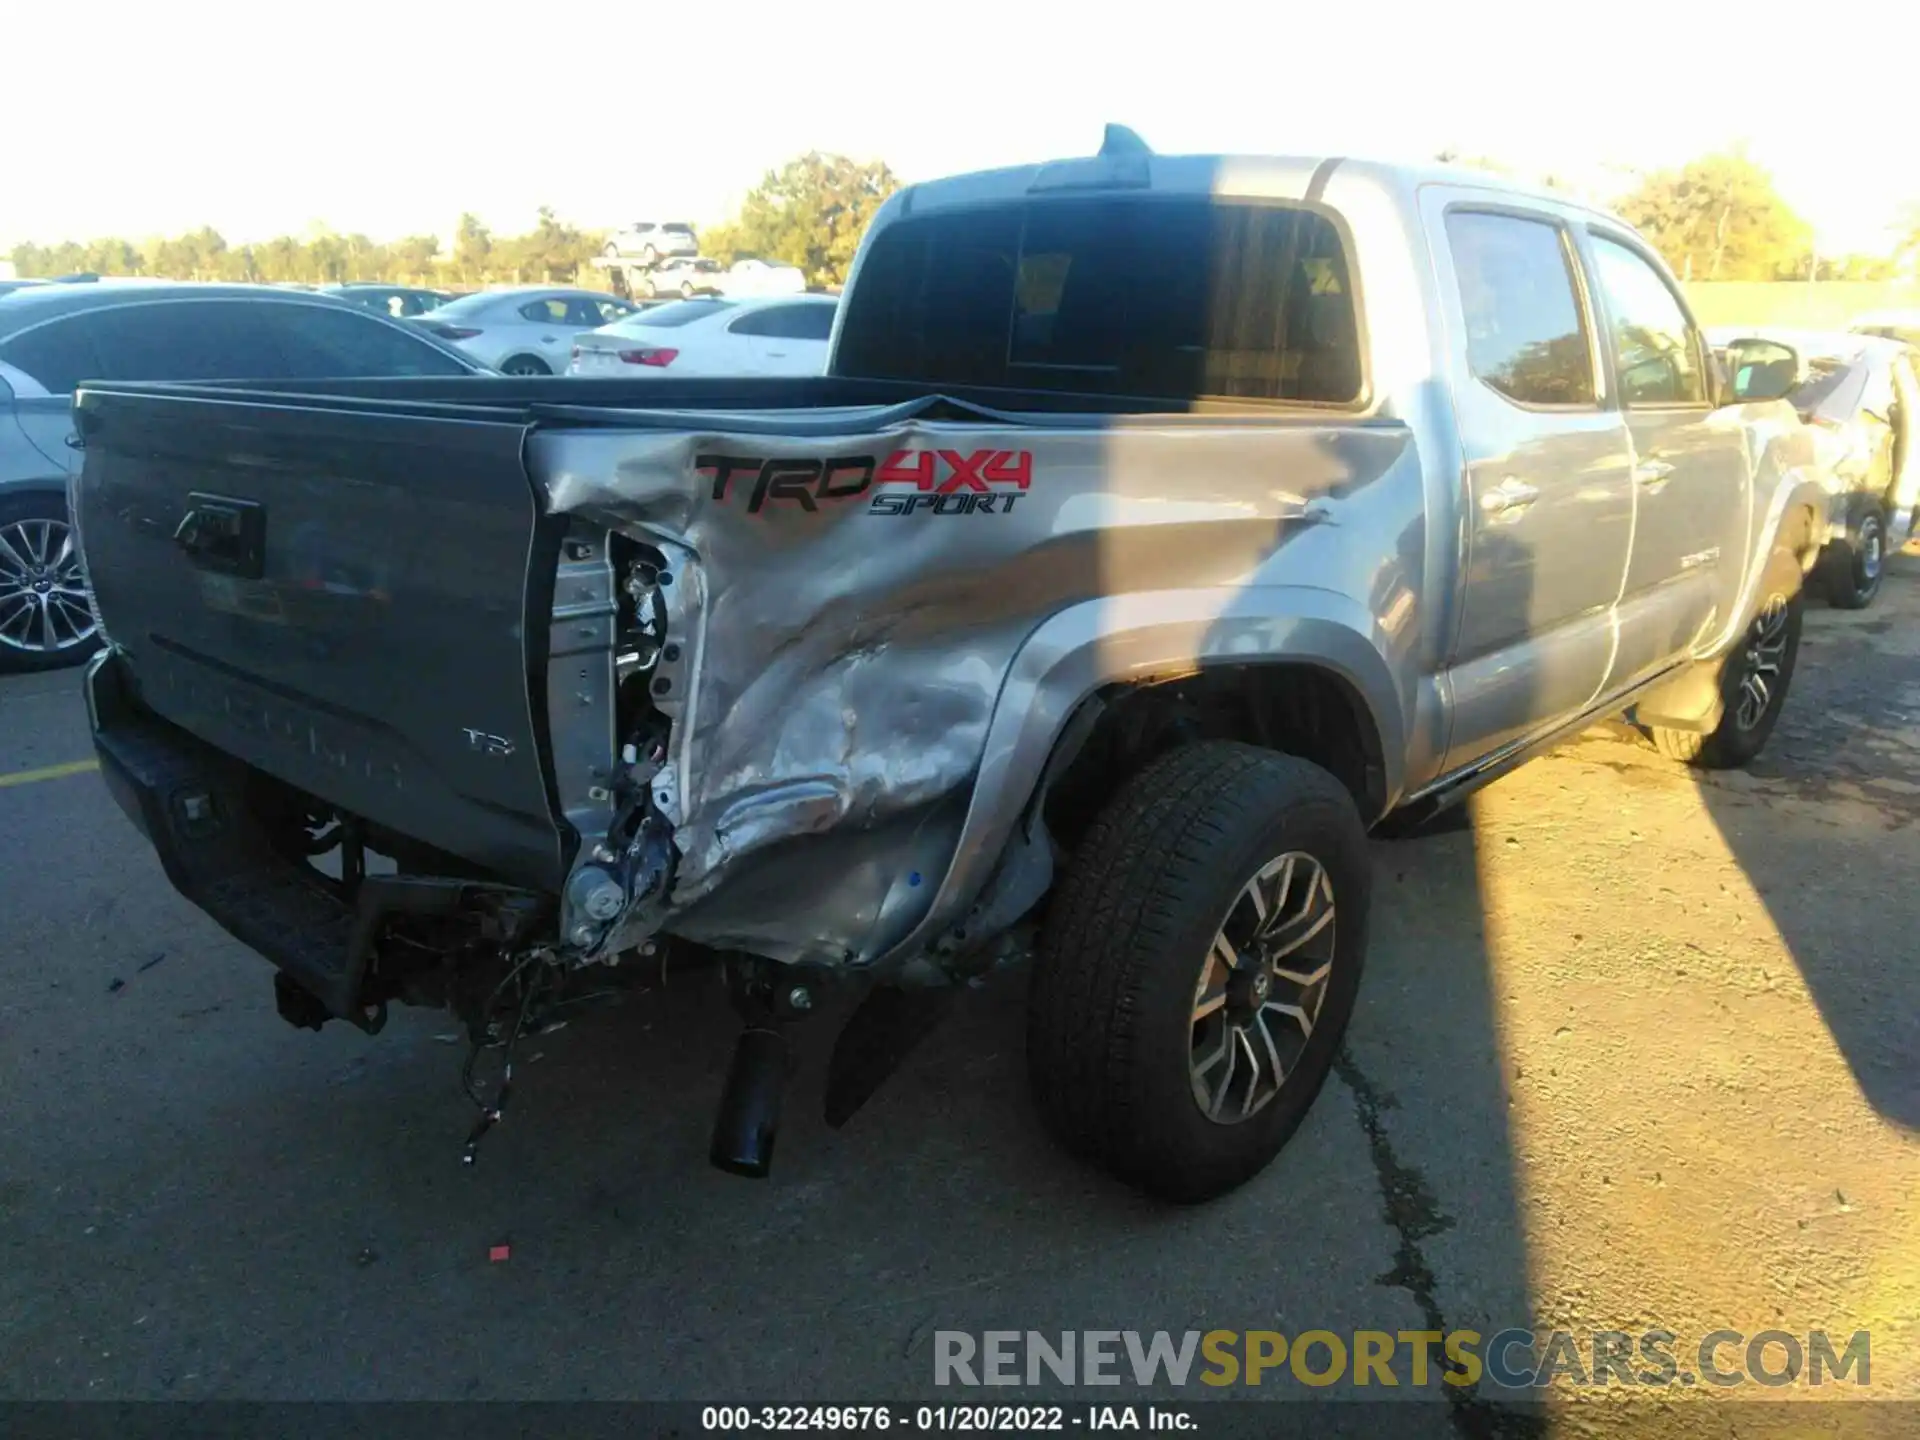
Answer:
864, 586, 1412, 978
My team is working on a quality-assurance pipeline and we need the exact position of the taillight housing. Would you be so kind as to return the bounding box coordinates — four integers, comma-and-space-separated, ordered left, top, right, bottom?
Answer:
430, 324, 481, 340
618, 347, 678, 368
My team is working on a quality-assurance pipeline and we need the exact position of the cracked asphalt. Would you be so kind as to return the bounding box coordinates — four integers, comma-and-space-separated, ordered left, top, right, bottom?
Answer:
2, 557, 1917, 1435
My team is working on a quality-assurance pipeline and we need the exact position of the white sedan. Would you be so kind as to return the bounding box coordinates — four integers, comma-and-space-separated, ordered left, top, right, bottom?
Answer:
413, 286, 640, 375
567, 295, 837, 378
718, 258, 807, 297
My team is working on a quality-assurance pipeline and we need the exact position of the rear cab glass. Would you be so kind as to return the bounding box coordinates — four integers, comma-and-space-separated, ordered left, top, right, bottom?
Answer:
627, 299, 737, 329
834, 195, 1365, 405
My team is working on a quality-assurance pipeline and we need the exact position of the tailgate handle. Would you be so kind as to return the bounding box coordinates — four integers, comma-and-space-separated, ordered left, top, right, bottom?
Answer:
173, 493, 266, 579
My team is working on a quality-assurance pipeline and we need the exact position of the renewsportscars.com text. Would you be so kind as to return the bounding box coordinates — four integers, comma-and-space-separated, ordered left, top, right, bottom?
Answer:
933, 1329, 1871, 1391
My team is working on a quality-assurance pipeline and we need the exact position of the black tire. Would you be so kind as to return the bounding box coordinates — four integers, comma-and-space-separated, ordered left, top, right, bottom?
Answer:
680, 282, 695, 299
1027, 741, 1371, 1203
1650, 544, 1803, 770
1819, 499, 1887, 610
499, 355, 551, 377
0, 490, 102, 675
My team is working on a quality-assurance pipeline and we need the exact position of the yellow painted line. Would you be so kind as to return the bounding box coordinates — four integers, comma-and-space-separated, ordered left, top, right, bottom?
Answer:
0, 758, 99, 790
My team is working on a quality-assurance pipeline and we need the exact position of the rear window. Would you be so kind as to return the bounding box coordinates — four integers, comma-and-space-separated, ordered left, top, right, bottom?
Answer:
630, 298, 736, 328
834, 197, 1363, 404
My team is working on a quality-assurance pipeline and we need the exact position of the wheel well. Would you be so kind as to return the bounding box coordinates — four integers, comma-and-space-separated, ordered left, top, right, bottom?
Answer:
1041, 664, 1387, 851
1781, 502, 1823, 572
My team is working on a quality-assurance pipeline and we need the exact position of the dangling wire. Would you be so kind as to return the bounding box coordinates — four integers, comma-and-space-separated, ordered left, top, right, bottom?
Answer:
460, 951, 547, 1167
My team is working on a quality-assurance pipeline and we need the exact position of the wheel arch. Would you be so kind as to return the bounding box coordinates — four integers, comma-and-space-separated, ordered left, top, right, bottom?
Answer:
868, 588, 1408, 977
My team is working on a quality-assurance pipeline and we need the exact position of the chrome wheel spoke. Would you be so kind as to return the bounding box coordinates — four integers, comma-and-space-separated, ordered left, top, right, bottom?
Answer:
0, 525, 34, 576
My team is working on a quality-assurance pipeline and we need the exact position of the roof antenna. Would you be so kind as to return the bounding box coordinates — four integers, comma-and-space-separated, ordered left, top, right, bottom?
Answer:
1099, 124, 1152, 158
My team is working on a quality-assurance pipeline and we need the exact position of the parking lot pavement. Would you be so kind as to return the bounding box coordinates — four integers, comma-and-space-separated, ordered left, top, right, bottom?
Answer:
2, 563, 1916, 1423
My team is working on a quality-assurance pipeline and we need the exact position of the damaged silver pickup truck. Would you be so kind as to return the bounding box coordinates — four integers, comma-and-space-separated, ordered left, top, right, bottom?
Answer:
70, 129, 1828, 1201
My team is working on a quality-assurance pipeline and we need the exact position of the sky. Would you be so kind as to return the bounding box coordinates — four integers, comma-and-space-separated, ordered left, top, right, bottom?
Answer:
5, 0, 1915, 258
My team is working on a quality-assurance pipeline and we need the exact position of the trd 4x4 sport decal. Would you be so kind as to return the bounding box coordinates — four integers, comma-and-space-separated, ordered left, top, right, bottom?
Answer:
697, 449, 1034, 516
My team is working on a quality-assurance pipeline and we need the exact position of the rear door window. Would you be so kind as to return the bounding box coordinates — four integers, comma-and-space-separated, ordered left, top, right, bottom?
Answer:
1445, 210, 1596, 407
254, 303, 474, 376
835, 197, 1364, 404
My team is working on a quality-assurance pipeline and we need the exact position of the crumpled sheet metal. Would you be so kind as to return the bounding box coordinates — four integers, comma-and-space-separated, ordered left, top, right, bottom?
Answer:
530, 411, 1413, 965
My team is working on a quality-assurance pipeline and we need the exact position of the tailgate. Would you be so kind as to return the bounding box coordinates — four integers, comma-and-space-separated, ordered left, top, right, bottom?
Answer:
72, 386, 571, 891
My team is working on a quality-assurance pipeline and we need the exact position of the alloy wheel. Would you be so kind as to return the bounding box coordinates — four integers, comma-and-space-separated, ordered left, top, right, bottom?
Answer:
1189, 851, 1337, 1124
1733, 593, 1791, 731
0, 515, 96, 657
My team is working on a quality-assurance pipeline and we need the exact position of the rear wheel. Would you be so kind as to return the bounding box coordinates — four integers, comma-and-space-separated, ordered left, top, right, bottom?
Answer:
0, 491, 100, 674
499, 354, 551, 377
1649, 545, 1802, 769
680, 281, 695, 299
1027, 741, 1370, 1203
1820, 498, 1887, 610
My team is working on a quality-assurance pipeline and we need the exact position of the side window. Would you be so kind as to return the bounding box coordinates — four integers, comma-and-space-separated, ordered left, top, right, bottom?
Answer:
82, 302, 287, 380
256, 304, 472, 377
1445, 211, 1596, 407
0, 318, 109, 393
518, 299, 568, 324
727, 308, 779, 338
563, 298, 611, 328
1588, 236, 1706, 406
785, 304, 836, 341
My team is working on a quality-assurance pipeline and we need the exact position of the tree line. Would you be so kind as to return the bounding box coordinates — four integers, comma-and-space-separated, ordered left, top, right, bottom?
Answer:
10, 147, 1913, 291
9, 152, 902, 291
1438, 148, 1917, 282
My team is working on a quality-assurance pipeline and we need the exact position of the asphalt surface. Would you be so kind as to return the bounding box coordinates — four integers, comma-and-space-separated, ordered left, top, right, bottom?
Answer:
2, 559, 1917, 1432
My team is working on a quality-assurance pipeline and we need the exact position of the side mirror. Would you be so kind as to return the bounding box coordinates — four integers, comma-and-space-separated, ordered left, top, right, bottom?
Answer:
1720, 338, 1802, 405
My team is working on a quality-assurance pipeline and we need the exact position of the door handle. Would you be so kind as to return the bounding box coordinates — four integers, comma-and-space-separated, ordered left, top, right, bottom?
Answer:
1634, 459, 1675, 487
173, 493, 266, 579
1479, 476, 1540, 517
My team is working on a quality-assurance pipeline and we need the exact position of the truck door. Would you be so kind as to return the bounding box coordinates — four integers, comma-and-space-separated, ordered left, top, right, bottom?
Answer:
1431, 203, 1635, 773
1580, 229, 1750, 689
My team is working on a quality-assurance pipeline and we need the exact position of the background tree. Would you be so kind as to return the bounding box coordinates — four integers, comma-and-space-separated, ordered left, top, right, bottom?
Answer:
1614, 150, 1810, 281
716, 153, 900, 287
451, 212, 492, 284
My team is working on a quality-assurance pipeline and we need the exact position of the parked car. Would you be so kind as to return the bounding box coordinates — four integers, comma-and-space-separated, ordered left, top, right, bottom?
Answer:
412, 286, 640, 375
0, 282, 482, 673
68, 129, 1827, 1202
320, 283, 454, 319
1709, 326, 1917, 608
719, 257, 807, 297
567, 294, 837, 377
639, 256, 725, 299
604, 221, 699, 265
1849, 309, 1920, 348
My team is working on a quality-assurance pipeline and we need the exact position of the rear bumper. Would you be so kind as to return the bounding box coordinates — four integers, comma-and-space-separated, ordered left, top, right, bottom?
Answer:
88, 650, 543, 1029
87, 648, 372, 1022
